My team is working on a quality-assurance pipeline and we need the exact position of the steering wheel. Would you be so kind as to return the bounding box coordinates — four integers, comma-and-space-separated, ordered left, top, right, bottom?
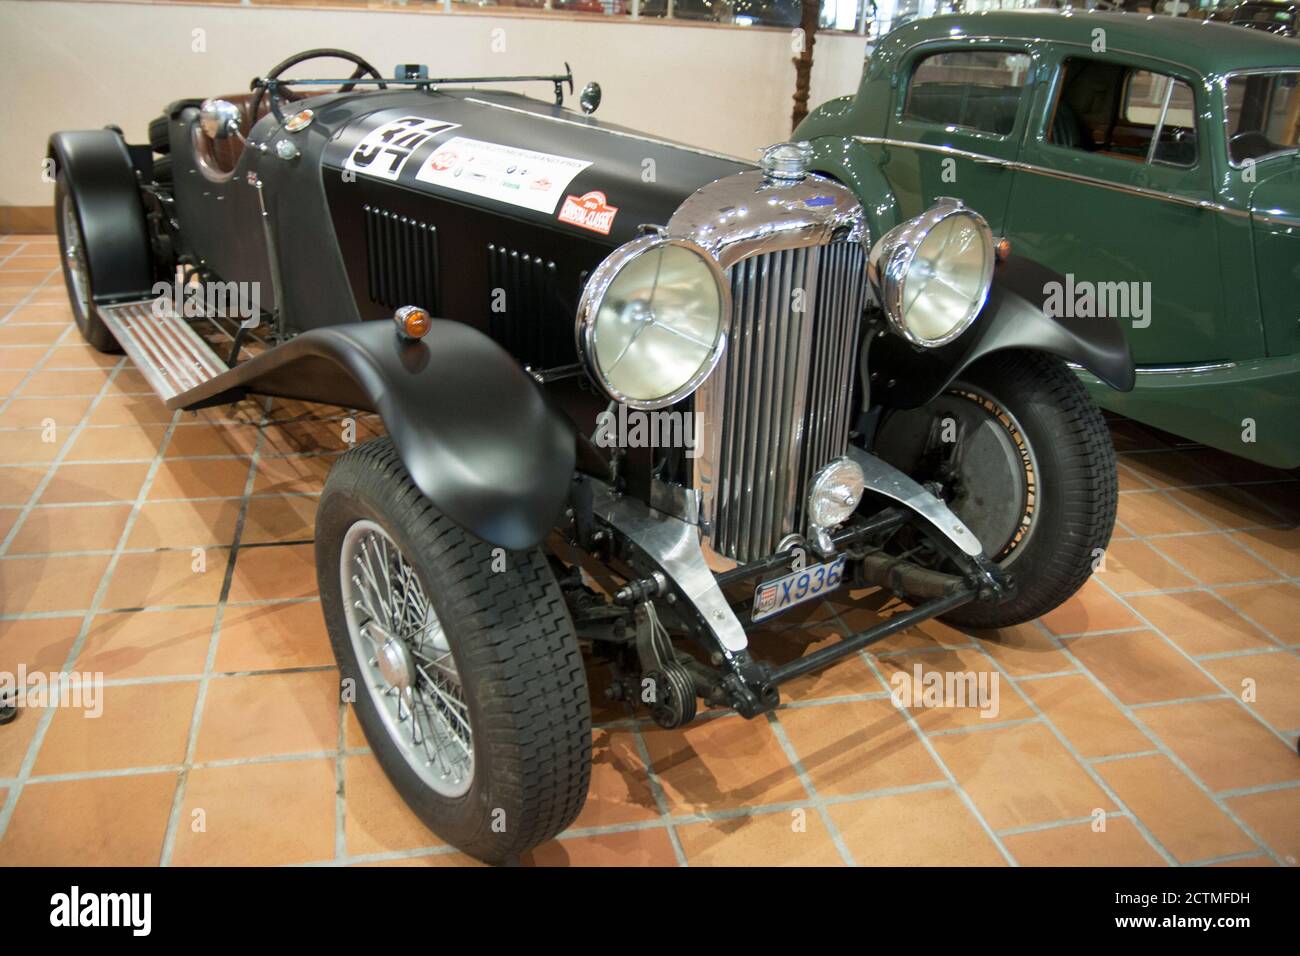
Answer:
251, 48, 388, 123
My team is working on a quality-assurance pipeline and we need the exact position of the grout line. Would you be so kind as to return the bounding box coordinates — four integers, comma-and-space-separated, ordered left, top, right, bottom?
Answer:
159, 397, 274, 867
624, 718, 690, 867
0, 355, 173, 841
0, 595, 322, 622
995, 811, 1131, 838
765, 711, 858, 865
1213, 779, 1300, 800
10, 747, 373, 787
819, 600, 1020, 867
0, 268, 64, 415
335, 689, 348, 861
964, 635, 1181, 866
1089, 573, 1297, 751
0, 328, 86, 556
1027, 617, 1286, 867
1088, 750, 1163, 764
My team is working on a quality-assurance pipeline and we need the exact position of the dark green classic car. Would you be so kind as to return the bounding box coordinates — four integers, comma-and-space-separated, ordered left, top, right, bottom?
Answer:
797, 9, 1300, 468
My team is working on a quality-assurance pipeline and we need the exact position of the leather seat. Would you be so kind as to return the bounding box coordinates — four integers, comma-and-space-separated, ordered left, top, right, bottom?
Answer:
192, 89, 300, 183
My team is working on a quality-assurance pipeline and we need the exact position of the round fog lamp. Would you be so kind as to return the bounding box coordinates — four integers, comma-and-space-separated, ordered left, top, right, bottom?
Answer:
807, 457, 866, 531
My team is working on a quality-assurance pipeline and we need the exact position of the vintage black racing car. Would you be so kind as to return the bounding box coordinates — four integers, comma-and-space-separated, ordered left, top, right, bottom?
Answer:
48, 48, 1134, 864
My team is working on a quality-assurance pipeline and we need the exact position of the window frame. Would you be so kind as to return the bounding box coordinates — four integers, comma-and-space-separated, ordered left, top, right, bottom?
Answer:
897, 43, 1036, 143
1222, 67, 1300, 170
1039, 53, 1203, 173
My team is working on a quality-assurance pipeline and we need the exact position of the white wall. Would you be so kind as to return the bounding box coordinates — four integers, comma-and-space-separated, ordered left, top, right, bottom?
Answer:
0, 0, 869, 207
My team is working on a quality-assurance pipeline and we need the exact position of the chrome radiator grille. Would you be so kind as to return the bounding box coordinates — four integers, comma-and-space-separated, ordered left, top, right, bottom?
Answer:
700, 241, 867, 563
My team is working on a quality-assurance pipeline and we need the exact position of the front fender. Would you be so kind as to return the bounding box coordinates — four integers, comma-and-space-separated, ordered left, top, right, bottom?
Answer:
807, 137, 902, 246
47, 130, 154, 303
871, 254, 1136, 409
176, 320, 575, 551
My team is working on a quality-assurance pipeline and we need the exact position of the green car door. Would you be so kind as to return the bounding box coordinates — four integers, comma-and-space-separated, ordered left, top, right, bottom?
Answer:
1003, 48, 1255, 366
877, 39, 1038, 232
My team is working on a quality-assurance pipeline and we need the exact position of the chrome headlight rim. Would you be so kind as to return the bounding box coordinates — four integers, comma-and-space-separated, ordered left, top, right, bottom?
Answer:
868, 197, 994, 350
575, 234, 731, 411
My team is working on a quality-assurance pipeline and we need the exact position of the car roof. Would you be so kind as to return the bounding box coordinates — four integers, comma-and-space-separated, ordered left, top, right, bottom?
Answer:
881, 9, 1300, 75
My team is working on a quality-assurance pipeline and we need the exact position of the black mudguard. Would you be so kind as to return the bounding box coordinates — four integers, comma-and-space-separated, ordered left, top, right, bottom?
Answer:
871, 255, 1136, 409
176, 320, 575, 552
47, 130, 154, 304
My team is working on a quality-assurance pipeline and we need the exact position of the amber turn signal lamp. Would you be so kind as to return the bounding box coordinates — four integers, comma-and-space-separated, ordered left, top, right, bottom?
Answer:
994, 237, 1012, 263
394, 305, 431, 341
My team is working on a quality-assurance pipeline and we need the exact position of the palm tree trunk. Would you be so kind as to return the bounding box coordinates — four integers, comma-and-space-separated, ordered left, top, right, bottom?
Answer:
791, 0, 820, 131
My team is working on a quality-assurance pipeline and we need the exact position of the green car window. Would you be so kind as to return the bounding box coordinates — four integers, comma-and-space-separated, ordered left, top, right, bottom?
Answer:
903, 49, 1031, 137
1225, 71, 1300, 165
1047, 57, 1197, 167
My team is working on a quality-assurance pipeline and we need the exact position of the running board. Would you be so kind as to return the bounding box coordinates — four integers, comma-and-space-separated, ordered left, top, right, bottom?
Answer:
98, 298, 230, 407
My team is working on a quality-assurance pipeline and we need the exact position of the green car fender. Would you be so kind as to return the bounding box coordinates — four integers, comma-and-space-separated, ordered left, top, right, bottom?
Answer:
804, 136, 903, 245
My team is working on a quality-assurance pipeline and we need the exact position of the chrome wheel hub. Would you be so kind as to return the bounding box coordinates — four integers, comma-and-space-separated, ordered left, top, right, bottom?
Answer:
369, 624, 416, 692
340, 520, 473, 798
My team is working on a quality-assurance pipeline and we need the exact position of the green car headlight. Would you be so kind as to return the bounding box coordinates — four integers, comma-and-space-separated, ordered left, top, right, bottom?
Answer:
868, 198, 995, 348
576, 235, 729, 409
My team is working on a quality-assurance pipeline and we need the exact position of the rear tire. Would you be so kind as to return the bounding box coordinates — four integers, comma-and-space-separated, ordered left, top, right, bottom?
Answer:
148, 115, 171, 154
875, 350, 1117, 629
316, 438, 591, 863
54, 175, 121, 354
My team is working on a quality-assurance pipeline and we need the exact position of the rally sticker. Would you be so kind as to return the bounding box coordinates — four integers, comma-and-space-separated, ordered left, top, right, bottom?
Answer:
344, 116, 459, 182
557, 191, 619, 235
414, 137, 591, 214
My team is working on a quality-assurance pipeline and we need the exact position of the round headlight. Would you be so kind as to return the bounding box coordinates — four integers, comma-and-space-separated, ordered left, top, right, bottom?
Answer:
868, 198, 994, 348
576, 235, 729, 409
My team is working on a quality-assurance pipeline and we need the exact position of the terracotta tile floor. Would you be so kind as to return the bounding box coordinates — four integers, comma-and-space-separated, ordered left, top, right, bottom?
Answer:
1, 233, 1297, 867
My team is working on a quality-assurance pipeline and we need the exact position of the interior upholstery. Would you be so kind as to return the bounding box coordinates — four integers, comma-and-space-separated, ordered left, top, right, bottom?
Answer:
191, 89, 301, 183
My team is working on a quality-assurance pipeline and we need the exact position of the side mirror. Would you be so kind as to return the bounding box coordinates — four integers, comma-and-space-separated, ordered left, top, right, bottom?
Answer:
579, 82, 602, 115
199, 99, 243, 140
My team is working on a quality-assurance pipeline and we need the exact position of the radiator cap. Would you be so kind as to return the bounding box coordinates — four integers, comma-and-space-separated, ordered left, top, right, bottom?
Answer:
760, 141, 812, 182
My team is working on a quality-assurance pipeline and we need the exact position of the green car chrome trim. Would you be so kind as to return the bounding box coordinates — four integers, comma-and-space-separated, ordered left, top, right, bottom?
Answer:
852, 136, 1240, 214
1077, 355, 1300, 471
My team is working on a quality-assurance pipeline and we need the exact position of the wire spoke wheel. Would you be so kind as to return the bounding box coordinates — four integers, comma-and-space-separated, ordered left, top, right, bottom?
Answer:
340, 519, 473, 798
318, 438, 591, 862
59, 194, 91, 315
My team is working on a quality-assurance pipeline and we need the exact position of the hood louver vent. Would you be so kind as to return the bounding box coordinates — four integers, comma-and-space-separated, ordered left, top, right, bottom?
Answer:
363, 205, 439, 312
486, 243, 574, 368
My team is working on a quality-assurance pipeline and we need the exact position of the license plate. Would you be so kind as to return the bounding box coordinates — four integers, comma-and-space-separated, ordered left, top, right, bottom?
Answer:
751, 556, 847, 623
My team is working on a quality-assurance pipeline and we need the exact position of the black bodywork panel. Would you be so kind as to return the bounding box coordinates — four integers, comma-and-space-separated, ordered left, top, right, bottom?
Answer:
870, 255, 1136, 408
150, 83, 748, 548
169, 87, 747, 346
175, 319, 575, 551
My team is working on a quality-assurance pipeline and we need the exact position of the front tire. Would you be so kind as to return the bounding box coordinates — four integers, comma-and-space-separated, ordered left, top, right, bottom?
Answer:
316, 438, 591, 863
874, 350, 1117, 629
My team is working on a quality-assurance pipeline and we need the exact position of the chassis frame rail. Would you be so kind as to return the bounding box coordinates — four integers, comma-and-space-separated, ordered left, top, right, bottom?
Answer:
763, 587, 975, 687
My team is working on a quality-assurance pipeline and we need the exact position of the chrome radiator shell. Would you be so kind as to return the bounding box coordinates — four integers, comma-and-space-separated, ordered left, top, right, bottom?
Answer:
695, 241, 868, 563
663, 168, 870, 564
